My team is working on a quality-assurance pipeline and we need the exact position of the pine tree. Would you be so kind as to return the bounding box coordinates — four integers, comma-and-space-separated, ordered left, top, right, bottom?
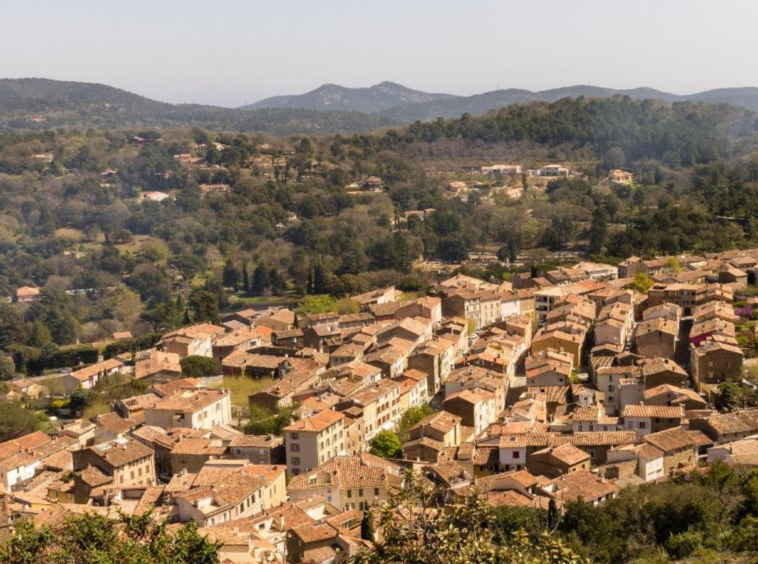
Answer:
28, 320, 52, 348
269, 268, 283, 295
222, 257, 240, 291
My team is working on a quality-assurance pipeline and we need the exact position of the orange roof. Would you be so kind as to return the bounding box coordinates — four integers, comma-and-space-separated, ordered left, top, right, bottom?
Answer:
284, 410, 344, 432
15, 286, 40, 296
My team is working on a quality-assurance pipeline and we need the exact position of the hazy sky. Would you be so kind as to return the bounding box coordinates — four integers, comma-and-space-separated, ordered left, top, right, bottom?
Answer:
2, 0, 757, 107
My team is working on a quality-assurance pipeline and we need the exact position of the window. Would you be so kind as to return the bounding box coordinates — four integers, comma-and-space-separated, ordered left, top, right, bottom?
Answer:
374, 488, 379, 496
359, 489, 364, 497
291, 432, 299, 440
513, 451, 520, 459
290, 443, 300, 452
639, 422, 647, 429
347, 490, 352, 498
291, 457, 300, 466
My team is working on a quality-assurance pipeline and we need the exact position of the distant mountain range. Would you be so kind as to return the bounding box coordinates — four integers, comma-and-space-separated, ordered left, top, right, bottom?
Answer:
242, 81, 456, 114
0, 78, 391, 134
243, 82, 758, 121
2, 77, 758, 135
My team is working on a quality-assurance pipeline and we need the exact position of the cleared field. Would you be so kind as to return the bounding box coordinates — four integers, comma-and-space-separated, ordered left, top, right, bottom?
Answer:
54, 228, 84, 241
210, 375, 274, 407
228, 294, 302, 306
115, 234, 150, 254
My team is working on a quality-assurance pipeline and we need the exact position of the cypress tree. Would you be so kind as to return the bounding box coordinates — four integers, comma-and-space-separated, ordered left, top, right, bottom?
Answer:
313, 260, 328, 294
306, 264, 314, 295
360, 509, 374, 541
242, 263, 250, 295
252, 265, 270, 296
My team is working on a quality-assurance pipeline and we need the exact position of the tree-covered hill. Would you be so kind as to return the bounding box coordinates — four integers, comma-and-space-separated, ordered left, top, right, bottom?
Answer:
347, 96, 758, 167
377, 85, 758, 122
5, 78, 758, 136
0, 78, 395, 134
0, 78, 169, 113
242, 81, 456, 113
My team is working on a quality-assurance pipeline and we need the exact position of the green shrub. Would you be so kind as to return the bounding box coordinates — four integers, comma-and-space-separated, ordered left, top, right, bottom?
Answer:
180, 355, 220, 377
666, 530, 703, 560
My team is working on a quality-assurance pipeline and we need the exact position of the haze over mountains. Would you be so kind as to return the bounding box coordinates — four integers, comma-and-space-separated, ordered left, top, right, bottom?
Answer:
3, 77, 758, 134
245, 81, 758, 121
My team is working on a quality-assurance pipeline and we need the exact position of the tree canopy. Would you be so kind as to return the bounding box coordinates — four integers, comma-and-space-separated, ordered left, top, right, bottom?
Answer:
0, 511, 221, 564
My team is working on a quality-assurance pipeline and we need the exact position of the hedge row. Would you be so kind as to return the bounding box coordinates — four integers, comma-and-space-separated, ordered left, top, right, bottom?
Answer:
103, 333, 162, 359
7, 343, 99, 375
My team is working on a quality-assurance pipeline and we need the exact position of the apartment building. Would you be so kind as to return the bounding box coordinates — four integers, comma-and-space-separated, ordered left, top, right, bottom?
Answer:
284, 410, 345, 476
72, 438, 155, 502
286, 453, 403, 511
443, 388, 497, 436
159, 323, 226, 358
341, 379, 402, 444
145, 388, 232, 430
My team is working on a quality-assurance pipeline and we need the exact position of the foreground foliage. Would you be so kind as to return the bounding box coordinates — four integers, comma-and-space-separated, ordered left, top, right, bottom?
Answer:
350, 472, 585, 564
0, 511, 220, 564
557, 461, 758, 563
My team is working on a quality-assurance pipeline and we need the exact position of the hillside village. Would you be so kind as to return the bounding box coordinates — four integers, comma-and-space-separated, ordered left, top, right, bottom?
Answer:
2, 245, 758, 563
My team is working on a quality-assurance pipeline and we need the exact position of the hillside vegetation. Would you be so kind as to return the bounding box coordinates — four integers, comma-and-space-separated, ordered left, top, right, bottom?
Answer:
5, 78, 758, 134
0, 78, 392, 134
0, 97, 757, 355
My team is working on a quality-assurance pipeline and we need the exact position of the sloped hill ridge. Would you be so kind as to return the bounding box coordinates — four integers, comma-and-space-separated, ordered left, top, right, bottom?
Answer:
242, 81, 457, 113
0, 78, 393, 134
0, 78, 169, 113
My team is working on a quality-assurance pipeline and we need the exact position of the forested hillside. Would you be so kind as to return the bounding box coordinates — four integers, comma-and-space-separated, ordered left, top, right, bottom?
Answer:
0, 97, 758, 351
0, 79, 393, 134
5, 78, 758, 136
363, 97, 758, 165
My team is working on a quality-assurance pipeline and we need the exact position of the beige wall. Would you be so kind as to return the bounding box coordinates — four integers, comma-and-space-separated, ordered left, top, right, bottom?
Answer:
146, 395, 232, 430
286, 420, 344, 476
114, 455, 155, 487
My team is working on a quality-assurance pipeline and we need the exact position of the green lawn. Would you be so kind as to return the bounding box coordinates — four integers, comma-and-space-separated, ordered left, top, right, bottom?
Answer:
210, 376, 274, 407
